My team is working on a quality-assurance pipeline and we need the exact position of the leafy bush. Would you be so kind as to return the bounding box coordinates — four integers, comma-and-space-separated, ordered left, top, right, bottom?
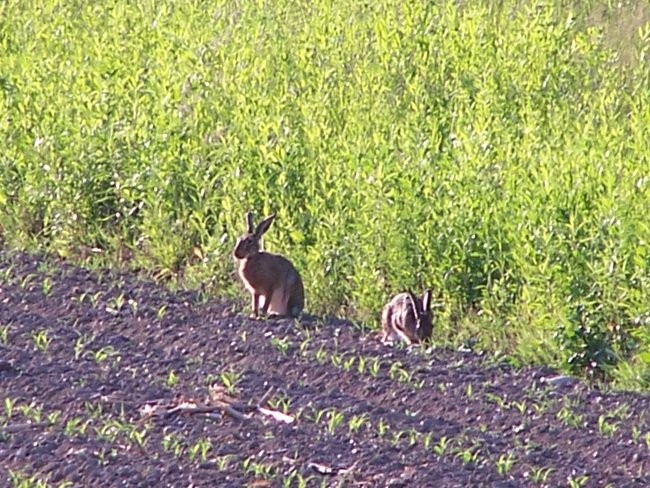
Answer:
1, 0, 649, 386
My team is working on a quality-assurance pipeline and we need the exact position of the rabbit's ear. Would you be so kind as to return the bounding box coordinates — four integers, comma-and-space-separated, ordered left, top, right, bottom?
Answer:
255, 214, 276, 238
406, 289, 420, 317
422, 289, 432, 312
246, 212, 255, 234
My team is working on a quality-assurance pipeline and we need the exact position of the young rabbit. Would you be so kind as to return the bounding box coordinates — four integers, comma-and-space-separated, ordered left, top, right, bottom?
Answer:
233, 212, 305, 318
381, 289, 433, 344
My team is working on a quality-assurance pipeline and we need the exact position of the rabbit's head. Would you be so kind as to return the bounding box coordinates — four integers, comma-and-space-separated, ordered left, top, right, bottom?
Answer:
233, 212, 275, 259
406, 289, 433, 340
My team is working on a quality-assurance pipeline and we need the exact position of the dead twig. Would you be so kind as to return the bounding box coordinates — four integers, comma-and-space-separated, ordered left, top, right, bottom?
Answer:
257, 406, 294, 423
143, 385, 293, 425
309, 462, 337, 475
0, 422, 50, 434
253, 385, 294, 423
164, 402, 253, 423
257, 385, 275, 408
308, 460, 359, 477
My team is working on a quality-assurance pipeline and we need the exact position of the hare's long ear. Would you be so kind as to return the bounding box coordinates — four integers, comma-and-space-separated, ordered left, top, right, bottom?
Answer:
246, 211, 255, 234
254, 214, 276, 238
406, 289, 420, 318
422, 289, 432, 312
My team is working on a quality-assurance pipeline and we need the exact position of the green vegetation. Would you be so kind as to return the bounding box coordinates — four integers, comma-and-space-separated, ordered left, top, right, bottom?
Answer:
1, 0, 650, 387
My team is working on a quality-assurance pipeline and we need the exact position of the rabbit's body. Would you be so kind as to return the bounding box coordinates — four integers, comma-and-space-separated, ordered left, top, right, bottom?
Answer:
381, 290, 433, 344
237, 251, 304, 316
234, 213, 304, 318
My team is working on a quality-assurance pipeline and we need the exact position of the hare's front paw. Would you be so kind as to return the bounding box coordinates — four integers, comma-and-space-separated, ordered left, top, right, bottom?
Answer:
380, 332, 394, 345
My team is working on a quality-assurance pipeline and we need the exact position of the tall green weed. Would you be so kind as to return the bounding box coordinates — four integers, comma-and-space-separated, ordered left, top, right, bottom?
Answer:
1, 0, 649, 387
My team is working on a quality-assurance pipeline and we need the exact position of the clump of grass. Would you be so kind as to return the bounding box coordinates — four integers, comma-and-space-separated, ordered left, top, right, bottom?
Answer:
1, 0, 650, 388
31, 330, 51, 353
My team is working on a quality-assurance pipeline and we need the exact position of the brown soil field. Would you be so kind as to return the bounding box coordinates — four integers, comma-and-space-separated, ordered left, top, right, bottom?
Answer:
1, 251, 649, 487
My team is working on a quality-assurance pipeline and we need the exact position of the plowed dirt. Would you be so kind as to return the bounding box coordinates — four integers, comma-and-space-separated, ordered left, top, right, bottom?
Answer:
1, 251, 648, 487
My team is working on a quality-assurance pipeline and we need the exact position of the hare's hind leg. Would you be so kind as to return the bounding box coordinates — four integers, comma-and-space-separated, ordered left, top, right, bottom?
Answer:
286, 271, 304, 317
393, 326, 415, 345
287, 293, 302, 318
266, 287, 288, 317
380, 307, 394, 343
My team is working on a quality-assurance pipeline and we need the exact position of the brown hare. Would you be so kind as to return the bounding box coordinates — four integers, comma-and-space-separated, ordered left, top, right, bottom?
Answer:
233, 212, 305, 318
381, 289, 433, 344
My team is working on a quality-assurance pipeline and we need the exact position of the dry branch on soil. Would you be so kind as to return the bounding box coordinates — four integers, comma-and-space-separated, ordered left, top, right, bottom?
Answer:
0, 422, 50, 434
139, 385, 294, 424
